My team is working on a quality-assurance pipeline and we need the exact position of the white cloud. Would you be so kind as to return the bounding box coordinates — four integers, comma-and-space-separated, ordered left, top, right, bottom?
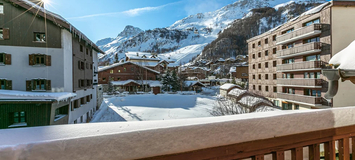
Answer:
68, 1, 182, 20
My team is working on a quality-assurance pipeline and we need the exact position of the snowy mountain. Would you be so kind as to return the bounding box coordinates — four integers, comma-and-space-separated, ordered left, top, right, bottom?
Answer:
97, 0, 327, 65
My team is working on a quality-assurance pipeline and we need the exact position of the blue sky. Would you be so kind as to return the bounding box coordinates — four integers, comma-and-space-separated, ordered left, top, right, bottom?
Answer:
45, 0, 235, 42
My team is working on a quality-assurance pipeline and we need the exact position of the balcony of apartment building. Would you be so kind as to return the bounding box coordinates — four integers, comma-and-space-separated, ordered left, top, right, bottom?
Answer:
277, 78, 323, 88
276, 42, 322, 59
276, 23, 322, 45
277, 60, 324, 72
277, 87, 323, 106
3, 107, 355, 159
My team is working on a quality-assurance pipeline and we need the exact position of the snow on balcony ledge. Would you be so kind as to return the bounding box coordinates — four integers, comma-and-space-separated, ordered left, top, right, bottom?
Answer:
0, 90, 76, 102
1, 107, 355, 159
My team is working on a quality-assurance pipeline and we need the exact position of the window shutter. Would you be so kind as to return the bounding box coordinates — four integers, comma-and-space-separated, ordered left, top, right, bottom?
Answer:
6, 80, 12, 90
5, 54, 11, 65
3, 28, 10, 40
29, 54, 34, 66
46, 80, 51, 90
46, 55, 51, 66
26, 80, 32, 91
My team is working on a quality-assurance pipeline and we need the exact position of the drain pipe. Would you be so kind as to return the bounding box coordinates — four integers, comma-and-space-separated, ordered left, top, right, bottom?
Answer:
322, 69, 355, 99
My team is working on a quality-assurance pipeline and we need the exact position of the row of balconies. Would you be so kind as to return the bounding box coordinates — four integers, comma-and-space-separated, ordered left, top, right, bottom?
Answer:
276, 23, 322, 45
276, 42, 322, 59
277, 92, 323, 105
277, 78, 323, 88
277, 61, 324, 72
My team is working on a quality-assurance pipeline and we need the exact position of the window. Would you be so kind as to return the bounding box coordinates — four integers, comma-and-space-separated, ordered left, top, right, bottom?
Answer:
87, 79, 91, 86
80, 61, 85, 70
265, 50, 268, 56
304, 72, 309, 78
304, 37, 320, 43
11, 111, 26, 126
0, 53, 5, 64
0, 79, 11, 90
258, 74, 261, 80
273, 74, 277, 80
252, 54, 255, 59
303, 18, 320, 27
90, 64, 93, 70
265, 38, 268, 44
282, 103, 293, 110
86, 95, 90, 102
253, 75, 255, 79
273, 61, 277, 67
283, 58, 294, 64
118, 70, 121, 73
265, 86, 269, 92
273, 48, 277, 54
74, 100, 79, 109
265, 74, 269, 80
252, 64, 255, 69
80, 45, 83, 52
124, 67, 127, 71
26, 79, 50, 91
81, 80, 85, 87
242, 73, 248, 77
258, 41, 261, 46
0, 79, 5, 89
305, 54, 320, 61
55, 106, 68, 121
0, 3, 3, 14
35, 54, 45, 64
0, 28, 3, 40
34, 33, 46, 42
259, 85, 262, 91
282, 28, 294, 34
90, 50, 92, 57
273, 86, 277, 93
29, 54, 51, 66
252, 44, 255, 48
110, 70, 113, 74
273, 35, 277, 41
265, 62, 268, 68
258, 52, 261, 57
295, 104, 300, 110
86, 63, 89, 69
103, 78, 106, 81
86, 48, 89, 55
258, 63, 261, 69
0, 28, 9, 40
80, 97, 85, 105
253, 85, 255, 90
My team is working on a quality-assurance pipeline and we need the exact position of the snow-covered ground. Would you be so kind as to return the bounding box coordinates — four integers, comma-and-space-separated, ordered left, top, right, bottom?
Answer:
91, 94, 217, 122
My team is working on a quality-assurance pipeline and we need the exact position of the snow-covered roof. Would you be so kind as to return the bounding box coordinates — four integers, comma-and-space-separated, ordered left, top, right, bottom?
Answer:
98, 61, 160, 74
185, 81, 205, 87
10, 0, 104, 53
220, 83, 240, 90
0, 90, 76, 101
111, 80, 162, 87
239, 96, 273, 107
111, 80, 140, 86
132, 61, 159, 67
230, 67, 236, 73
143, 80, 163, 87
218, 58, 225, 62
227, 88, 247, 97
126, 52, 161, 61
329, 40, 355, 69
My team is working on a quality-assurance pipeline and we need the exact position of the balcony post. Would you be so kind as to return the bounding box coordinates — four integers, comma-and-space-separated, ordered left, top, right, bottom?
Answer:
252, 155, 264, 160
338, 138, 350, 160
352, 137, 355, 160
324, 141, 336, 160
272, 151, 285, 160
308, 144, 320, 160
291, 147, 303, 160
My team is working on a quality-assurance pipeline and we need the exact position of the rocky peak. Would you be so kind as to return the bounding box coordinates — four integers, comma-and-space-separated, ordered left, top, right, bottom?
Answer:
117, 25, 143, 37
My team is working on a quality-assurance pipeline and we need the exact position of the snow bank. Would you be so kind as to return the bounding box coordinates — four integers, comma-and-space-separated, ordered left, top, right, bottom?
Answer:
2, 107, 355, 159
329, 40, 355, 70
0, 90, 76, 101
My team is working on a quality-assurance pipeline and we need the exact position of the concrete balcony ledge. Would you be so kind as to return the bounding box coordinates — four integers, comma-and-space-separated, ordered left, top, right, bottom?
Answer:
277, 78, 323, 88
276, 42, 322, 59
2, 107, 355, 159
276, 24, 322, 45
277, 61, 324, 72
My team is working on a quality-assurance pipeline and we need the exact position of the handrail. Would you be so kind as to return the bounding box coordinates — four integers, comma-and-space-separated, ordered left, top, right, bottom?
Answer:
277, 24, 322, 43
2, 107, 355, 159
277, 42, 322, 58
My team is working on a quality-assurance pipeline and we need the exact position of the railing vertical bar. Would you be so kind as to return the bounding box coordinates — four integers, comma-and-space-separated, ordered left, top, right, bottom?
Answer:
309, 144, 320, 160
291, 147, 303, 160
251, 155, 264, 160
272, 151, 285, 160
338, 138, 350, 160
352, 137, 355, 160
324, 141, 336, 160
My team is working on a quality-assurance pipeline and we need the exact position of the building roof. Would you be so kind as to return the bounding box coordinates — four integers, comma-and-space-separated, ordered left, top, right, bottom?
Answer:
126, 52, 161, 61
220, 83, 241, 90
0, 90, 76, 102
111, 80, 140, 86
9, 0, 104, 53
98, 61, 160, 74
185, 81, 206, 87
111, 80, 162, 87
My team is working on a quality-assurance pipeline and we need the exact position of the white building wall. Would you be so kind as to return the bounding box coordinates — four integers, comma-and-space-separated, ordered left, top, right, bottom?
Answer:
0, 46, 64, 91
69, 88, 96, 124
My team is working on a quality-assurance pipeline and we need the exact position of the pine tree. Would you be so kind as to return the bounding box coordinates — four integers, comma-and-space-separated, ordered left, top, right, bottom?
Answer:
114, 54, 119, 63
171, 70, 180, 92
231, 78, 236, 84
161, 70, 171, 92
107, 79, 114, 95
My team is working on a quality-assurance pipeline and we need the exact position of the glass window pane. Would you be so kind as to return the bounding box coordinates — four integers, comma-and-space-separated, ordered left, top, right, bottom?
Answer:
0, 5, 3, 14
14, 112, 18, 117
0, 29, 3, 39
20, 112, 25, 116
20, 117, 25, 122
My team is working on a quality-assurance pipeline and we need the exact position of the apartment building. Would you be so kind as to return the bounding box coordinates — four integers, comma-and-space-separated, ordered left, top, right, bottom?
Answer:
248, 1, 355, 110
0, 0, 103, 128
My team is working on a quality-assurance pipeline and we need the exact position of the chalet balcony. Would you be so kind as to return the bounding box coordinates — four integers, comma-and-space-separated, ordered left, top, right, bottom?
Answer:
2, 107, 355, 159
276, 42, 322, 59
277, 78, 323, 88
277, 92, 323, 105
276, 24, 322, 45
277, 61, 324, 72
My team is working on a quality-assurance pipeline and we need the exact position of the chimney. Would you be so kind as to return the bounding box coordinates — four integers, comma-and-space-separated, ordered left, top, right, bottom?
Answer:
28, 0, 44, 8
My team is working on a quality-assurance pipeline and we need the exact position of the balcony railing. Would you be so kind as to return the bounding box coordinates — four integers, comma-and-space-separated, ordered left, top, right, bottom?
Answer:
277, 92, 323, 105
276, 24, 322, 45
2, 107, 355, 159
277, 42, 322, 58
277, 78, 323, 87
277, 61, 324, 72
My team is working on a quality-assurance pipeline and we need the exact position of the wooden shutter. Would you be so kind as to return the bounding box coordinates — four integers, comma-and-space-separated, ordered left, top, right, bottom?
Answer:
5, 54, 11, 65
45, 55, 51, 66
29, 54, 34, 66
3, 28, 10, 40
5, 80, 12, 90
46, 80, 51, 90
26, 80, 32, 91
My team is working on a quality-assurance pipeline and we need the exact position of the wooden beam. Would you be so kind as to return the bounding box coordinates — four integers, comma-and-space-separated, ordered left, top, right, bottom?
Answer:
272, 151, 284, 160
251, 155, 264, 160
308, 144, 320, 160
338, 138, 350, 160
324, 141, 336, 160
291, 147, 303, 160
352, 137, 355, 160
